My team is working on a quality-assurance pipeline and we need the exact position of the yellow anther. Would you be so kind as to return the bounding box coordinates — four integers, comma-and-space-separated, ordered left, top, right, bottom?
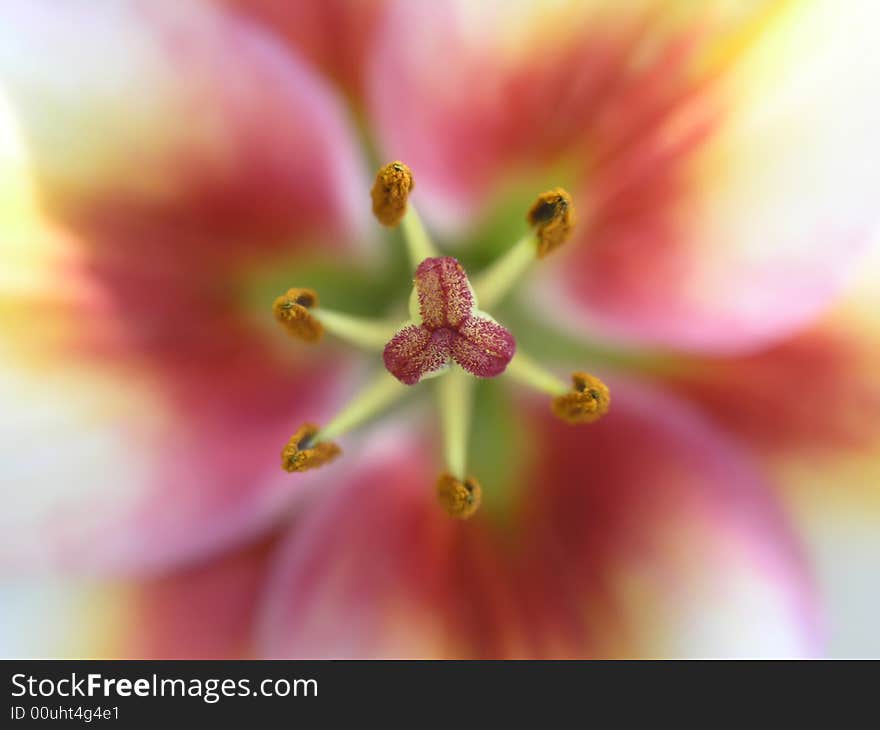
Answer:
371, 161, 414, 227
281, 423, 341, 473
527, 187, 575, 259
551, 371, 610, 424
273, 288, 323, 343
436, 472, 482, 519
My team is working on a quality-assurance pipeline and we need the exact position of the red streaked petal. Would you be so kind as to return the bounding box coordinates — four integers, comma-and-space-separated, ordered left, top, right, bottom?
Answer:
257, 387, 820, 658
0, 310, 354, 574
0, 0, 373, 574
368, 0, 692, 224
413, 257, 474, 329
651, 256, 880, 500
451, 316, 516, 379
11, 533, 282, 659
652, 263, 880, 656
659, 328, 880, 457
0, 0, 367, 249
518, 380, 821, 657
256, 427, 460, 659
382, 324, 453, 385
219, 0, 388, 99
117, 534, 279, 659
371, 0, 880, 353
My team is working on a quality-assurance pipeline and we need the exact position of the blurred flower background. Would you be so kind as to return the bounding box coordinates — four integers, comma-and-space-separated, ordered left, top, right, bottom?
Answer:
1, 0, 879, 658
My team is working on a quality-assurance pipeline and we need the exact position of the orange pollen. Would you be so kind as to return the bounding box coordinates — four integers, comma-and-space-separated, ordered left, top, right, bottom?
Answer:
551, 371, 611, 424
435, 472, 482, 519
281, 423, 341, 473
371, 161, 414, 227
273, 287, 323, 343
527, 187, 575, 259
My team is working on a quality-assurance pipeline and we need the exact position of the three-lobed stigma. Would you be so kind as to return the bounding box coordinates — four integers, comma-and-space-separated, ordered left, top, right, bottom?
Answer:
383, 257, 516, 385
272, 162, 609, 519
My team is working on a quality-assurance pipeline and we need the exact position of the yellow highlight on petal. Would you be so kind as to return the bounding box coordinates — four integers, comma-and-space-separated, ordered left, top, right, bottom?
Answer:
281, 423, 341, 473
552, 371, 610, 424
272, 288, 323, 343
371, 161, 414, 227
436, 472, 482, 519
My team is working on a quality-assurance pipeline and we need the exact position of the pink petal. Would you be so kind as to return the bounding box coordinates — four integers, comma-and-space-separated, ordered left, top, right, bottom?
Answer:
368, 0, 681, 223
0, 0, 367, 249
0, 0, 370, 573
383, 324, 454, 385
219, 0, 388, 99
451, 316, 516, 378
656, 267, 880, 655
370, 0, 880, 353
257, 386, 821, 658
660, 327, 880, 457
414, 257, 474, 330
6, 534, 282, 659
0, 288, 355, 574
118, 535, 279, 659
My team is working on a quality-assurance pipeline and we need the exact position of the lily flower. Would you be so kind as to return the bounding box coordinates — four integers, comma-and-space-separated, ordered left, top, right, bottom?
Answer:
1, 0, 878, 658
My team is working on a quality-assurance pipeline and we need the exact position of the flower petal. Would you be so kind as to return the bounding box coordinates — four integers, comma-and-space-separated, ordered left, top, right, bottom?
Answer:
414, 256, 473, 329
113, 535, 279, 659
383, 324, 453, 385
0, 532, 280, 658
0, 0, 367, 246
656, 244, 880, 457
219, 0, 388, 99
0, 578, 117, 658
0, 284, 353, 574
257, 385, 820, 658
552, 0, 880, 353
451, 316, 516, 378
654, 252, 880, 656
0, 0, 369, 573
370, 0, 880, 352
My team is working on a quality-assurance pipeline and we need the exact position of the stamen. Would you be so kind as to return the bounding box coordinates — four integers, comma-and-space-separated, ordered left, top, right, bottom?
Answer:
371, 161, 437, 267
371, 161, 414, 227
273, 287, 397, 350
312, 309, 399, 351
527, 187, 575, 259
551, 371, 611, 424
281, 423, 341, 473
472, 187, 576, 308
504, 351, 568, 396
400, 205, 438, 269
436, 364, 473, 480
506, 355, 611, 425
316, 370, 410, 442
436, 472, 482, 520
471, 232, 535, 310
273, 288, 323, 342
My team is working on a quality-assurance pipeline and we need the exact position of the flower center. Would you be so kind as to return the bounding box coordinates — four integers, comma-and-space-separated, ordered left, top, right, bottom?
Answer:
272, 161, 610, 519
383, 256, 516, 385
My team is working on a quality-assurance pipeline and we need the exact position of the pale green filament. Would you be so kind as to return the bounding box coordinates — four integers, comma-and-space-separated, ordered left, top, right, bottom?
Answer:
505, 351, 567, 396
472, 233, 536, 309
314, 308, 398, 351
401, 206, 438, 269
436, 365, 474, 479
316, 371, 409, 442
